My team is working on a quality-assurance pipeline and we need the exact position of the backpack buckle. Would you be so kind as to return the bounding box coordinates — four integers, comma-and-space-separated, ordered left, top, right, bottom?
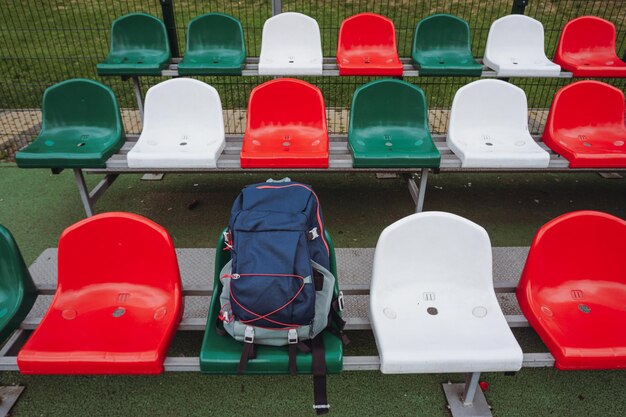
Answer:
223, 231, 233, 250
219, 310, 229, 322
313, 404, 330, 411
338, 291, 345, 312
308, 227, 319, 240
288, 329, 298, 344
244, 326, 254, 344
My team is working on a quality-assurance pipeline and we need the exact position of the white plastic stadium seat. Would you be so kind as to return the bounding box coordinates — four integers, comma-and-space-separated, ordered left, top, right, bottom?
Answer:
258, 12, 323, 76
127, 78, 225, 168
484, 15, 561, 77
447, 79, 550, 168
370, 212, 523, 374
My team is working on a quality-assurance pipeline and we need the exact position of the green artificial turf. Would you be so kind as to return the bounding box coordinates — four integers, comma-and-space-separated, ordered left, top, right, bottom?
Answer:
1, 166, 625, 262
0, 164, 625, 416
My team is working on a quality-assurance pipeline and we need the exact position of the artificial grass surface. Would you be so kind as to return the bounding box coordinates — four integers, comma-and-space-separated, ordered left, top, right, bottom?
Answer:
1, 165, 625, 262
0, 164, 625, 416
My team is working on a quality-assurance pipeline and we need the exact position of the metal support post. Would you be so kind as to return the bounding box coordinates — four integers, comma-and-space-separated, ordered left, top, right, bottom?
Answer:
511, 0, 528, 14
442, 372, 492, 417
462, 372, 481, 405
271, 0, 282, 15
131, 77, 144, 123
73, 169, 120, 217
404, 168, 429, 213
74, 168, 94, 217
160, 0, 179, 57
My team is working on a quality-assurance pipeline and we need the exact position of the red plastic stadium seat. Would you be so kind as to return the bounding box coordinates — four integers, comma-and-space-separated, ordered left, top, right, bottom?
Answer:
517, 211, 626, 370
337, 13, 403, 76
543, 80, 626, 168
240, 78, 329, 168
18, 213, 183, 374
553, 16, 626, 77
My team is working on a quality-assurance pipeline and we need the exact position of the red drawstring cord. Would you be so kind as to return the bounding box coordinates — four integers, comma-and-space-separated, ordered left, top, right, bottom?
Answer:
219, 302, 232, 323
225, 273, 306, 328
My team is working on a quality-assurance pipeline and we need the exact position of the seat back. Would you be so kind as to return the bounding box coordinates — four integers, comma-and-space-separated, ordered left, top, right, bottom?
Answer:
41, 79, 123, 134
186, 13, 245, 56
246, 78, 327, 135
142, 78, 224, 140
57, 213, 181, 293
338, 13, 398, 55
544, 80, 626, 136
413, 14, 472, 56
109, 13, 169, 54
519, 211, 626, 296
0, 225, 36, 298
260, 12, 322, 61
485, 15, 549, 63
350, 79, 428, 135
0, 225, 37, 341
555, 16, 618, 60
371, 212, 492, 297
449, 79, 528, 136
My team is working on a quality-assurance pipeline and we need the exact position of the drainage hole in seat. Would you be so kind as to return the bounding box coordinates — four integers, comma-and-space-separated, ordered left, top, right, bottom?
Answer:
578, 304, 591, 314
282, 141, 290, 147
485, 142, 493, 146
383, 307, 397, 319
180, 142, 187, 146
77, 142, 86, 147
583, 142, 592, 147
472, 306, 488, 318
385, 141, 393, 147
113, 307, 126, 318
614, 140, 624, 146
62, 309, 77, 320
540, 305, 553, 316
427, 307, 438, 315
213, 59, 220, 64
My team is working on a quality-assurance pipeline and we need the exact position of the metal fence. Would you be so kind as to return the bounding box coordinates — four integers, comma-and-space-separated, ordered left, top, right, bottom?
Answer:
1, 0, 625, 160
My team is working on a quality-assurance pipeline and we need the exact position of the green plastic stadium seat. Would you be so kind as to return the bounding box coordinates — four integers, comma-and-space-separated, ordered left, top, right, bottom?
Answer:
16, 79, 125, 169
200, 230, 343, 374
349, 79, 441, 168
0, 225, 37, 344
96, 13, 170, 76
412, 14, 482, 76
178, 13, 246, 75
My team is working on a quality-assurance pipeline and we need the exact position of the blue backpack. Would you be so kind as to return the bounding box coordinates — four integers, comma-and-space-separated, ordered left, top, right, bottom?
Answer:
218, 180, 346, 414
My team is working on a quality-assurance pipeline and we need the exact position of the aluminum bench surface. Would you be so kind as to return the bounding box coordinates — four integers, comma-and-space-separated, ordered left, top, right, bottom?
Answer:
158, 57, 573, 78
86, 134, 587, 173
0, 247, 556, 372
